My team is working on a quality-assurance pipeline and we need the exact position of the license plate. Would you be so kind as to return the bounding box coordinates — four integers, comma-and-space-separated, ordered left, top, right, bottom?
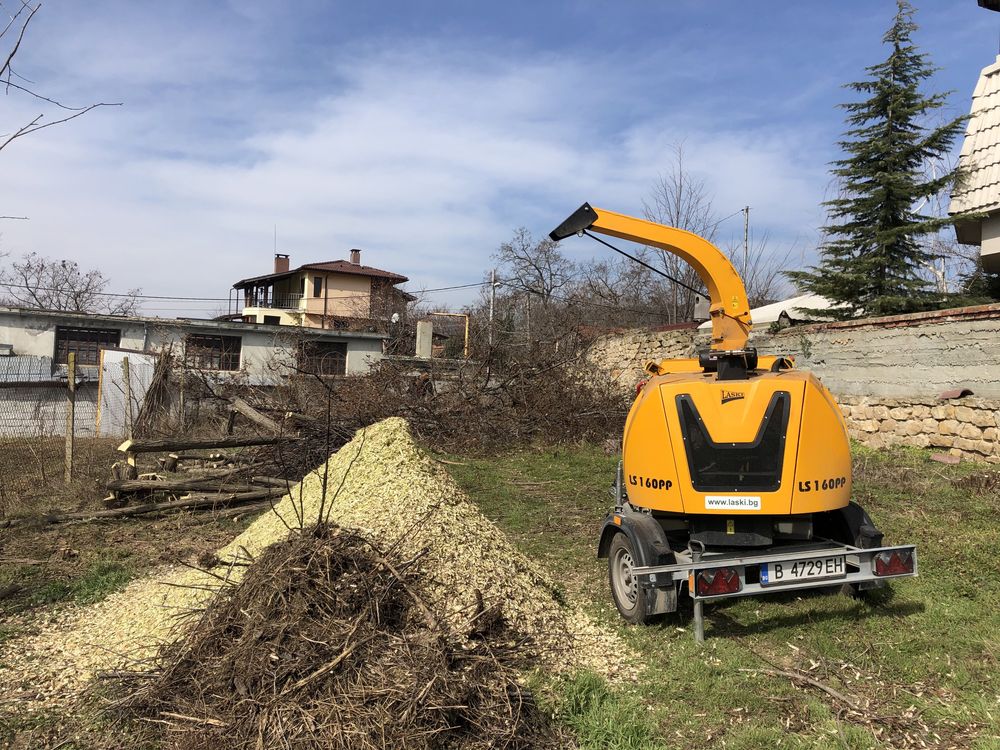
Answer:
760, 556, 846, 586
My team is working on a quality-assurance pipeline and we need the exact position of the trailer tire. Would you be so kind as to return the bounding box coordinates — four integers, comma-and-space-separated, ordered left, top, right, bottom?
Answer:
608, 533, 656, 625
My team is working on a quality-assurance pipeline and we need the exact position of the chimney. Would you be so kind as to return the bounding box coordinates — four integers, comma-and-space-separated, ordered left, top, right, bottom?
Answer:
350, 248, 362, 265
274, 253, 290, 273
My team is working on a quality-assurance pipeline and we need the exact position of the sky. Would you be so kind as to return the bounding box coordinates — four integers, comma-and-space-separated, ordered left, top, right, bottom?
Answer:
0, 0, 997, 318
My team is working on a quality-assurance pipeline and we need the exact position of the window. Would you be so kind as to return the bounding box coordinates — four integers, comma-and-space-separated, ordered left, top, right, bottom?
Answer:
263, 315, 281, 326
299, 277, 306, 297
185, 334, 241, 371
298, 341, 347, 376
55, 326, 121, 366
313, 276, 323, 297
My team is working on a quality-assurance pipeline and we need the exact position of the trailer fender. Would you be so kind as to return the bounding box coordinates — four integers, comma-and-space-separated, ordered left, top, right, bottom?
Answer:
815, 500, 884, 549
597, 511, 672, 566
815, 501, 885, 592
598, 511, 677, 615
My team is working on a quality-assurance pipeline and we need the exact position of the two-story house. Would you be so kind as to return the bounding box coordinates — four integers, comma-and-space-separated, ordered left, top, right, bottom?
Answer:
234, 250, 414, 329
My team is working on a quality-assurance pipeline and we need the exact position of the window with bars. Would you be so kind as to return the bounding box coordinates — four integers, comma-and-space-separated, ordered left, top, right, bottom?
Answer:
54, 326, 121, 366
185, 334, 242, 371
298, 341, 347, 376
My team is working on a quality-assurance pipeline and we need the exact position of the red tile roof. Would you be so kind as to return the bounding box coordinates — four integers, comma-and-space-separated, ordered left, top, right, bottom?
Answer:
234, 260, 408, 288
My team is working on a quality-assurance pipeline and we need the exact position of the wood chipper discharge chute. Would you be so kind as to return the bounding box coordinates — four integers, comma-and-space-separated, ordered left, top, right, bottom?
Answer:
549, 203, 918, 641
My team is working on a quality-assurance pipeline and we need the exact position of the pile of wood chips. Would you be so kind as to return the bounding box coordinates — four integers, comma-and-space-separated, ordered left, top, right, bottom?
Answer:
0, 417, 632, 722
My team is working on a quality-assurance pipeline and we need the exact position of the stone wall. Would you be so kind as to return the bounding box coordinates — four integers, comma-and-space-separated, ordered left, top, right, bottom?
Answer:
839, 395, 1000, 463
584, 326, 697, 392
584, 303, 1000, 463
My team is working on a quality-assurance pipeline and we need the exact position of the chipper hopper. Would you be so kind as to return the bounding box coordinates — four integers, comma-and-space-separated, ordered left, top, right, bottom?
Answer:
549, 204, 917, 641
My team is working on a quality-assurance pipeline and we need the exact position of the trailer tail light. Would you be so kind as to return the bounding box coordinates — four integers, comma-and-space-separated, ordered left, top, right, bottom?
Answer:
873, 550, 914, 577
696, 567, 742, 596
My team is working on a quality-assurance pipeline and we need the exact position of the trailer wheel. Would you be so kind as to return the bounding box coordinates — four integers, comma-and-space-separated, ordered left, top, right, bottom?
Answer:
608, 533, 654, 624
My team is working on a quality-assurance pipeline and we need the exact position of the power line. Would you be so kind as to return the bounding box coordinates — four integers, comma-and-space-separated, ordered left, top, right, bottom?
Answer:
0, 279, 492, 305
497, 281, 670, 319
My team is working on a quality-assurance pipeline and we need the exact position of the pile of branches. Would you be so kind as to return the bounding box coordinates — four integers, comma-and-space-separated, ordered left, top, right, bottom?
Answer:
108, 525, 558, 750
260, 352, 628, 477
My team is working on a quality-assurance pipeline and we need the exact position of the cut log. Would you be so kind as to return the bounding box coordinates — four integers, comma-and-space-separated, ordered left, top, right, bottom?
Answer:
230, 397, 282, 434
32, 488, 286, 524
110, 461, 139, 483
118, 435, 294, 454
106, 477, 260, 493
250, 476, 295, 488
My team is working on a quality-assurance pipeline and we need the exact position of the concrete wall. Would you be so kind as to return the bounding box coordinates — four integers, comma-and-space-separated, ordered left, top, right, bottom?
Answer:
746, 304, 1000, 399
0, 309, 385, 385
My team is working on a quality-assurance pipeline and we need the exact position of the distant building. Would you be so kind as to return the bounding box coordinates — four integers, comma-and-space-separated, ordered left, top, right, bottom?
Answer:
234, 250, 415, 329
0, 307, 386, 383
697, 293, 836, 332
950, 54, 1000, 272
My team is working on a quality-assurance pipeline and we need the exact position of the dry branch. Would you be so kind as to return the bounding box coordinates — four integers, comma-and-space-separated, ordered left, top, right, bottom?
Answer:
8, 489, 285, 526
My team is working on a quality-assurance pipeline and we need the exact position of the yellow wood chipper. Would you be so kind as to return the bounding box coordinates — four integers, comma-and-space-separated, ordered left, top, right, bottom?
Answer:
549, 204, 917, 641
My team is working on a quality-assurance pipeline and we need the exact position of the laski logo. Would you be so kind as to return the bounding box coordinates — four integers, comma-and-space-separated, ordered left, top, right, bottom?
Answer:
721, 389, 745, 404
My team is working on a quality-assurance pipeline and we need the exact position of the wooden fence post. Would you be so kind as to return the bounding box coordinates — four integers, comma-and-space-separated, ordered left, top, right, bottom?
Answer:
122, 355, 133, 440
64, 352, 75, 483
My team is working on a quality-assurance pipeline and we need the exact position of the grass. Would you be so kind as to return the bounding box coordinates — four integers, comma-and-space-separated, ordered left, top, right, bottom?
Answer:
1, 554, 139, 610
447, 442, 1000, 750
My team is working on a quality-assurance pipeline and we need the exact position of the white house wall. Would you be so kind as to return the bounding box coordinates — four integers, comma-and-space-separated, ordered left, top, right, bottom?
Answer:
0, 309, 386, 385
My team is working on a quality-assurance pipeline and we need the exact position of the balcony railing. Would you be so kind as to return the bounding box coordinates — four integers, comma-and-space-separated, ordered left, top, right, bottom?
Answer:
246, 293, 304, 310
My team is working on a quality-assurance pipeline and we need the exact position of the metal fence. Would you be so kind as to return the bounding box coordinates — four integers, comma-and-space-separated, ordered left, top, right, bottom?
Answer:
0, 350, 160, 515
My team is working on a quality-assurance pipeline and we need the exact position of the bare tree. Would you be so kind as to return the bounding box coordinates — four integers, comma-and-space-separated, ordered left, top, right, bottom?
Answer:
724, 231, 793, 308
494, 227, 576, 307
642, 143, 716, 323
0, 252, 141, 314
1, 1, 120, 154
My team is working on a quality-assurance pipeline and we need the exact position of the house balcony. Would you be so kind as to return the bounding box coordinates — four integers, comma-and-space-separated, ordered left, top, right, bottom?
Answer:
247, 293, 304, 311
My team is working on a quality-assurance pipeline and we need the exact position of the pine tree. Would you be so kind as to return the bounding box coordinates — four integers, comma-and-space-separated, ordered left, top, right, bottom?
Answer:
788, 0, 967, 319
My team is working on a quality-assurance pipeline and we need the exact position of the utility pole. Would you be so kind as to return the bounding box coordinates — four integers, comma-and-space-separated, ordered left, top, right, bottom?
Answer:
488, 269, 497, 347
742, 206, 751, 280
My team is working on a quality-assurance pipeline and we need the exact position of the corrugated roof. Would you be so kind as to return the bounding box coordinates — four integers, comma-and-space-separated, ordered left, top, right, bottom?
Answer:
697, 294, 838, 330
234, 260, 408, 288
950, 55, 1000, 216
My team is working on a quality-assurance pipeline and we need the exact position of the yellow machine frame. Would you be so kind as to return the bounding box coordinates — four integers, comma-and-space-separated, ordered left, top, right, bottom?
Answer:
550, 203, 852, 517
549, 203, 917, 636
555, 204, 752, 350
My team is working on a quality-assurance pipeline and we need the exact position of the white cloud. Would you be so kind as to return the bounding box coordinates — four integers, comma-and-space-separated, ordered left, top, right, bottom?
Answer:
0, 21, 831, 316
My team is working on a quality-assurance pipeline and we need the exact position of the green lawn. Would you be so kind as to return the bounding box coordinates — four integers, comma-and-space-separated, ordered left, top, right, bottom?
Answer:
446, 443, 1000, 750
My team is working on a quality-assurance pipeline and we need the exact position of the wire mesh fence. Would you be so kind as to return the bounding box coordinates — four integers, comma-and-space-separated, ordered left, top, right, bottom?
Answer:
0, 350, 163, 517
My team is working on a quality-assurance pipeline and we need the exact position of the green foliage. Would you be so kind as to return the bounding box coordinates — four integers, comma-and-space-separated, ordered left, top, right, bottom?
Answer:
959, 257, 1000, 302
788, 0, 967, 318
15, 557, 135, 610
449, 441, 1000, 748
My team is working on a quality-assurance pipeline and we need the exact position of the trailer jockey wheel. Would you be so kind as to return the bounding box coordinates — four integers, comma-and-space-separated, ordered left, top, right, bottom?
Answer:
608, 534, 654, 624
